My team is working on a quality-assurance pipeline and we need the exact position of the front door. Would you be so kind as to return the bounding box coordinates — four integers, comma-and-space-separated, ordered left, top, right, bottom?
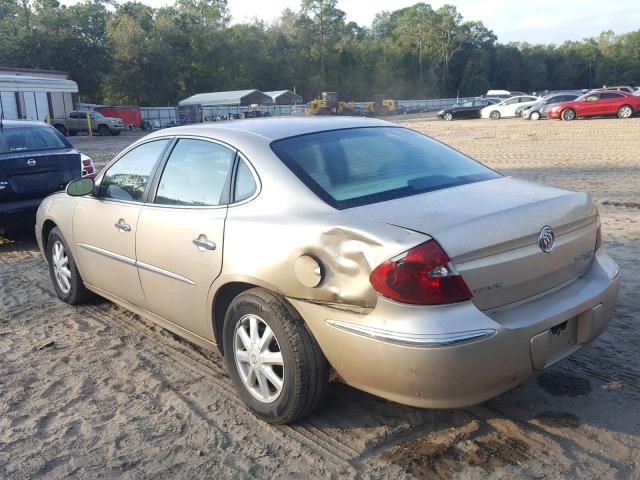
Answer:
73, 138, 171, 307
135, 138, 235, 339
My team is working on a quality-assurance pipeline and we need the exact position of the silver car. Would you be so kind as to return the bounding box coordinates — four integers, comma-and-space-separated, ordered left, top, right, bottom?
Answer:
35, 117, 620, 423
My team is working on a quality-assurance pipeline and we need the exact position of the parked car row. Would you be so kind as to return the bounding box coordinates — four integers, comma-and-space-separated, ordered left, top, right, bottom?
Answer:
440, 87, 640, 122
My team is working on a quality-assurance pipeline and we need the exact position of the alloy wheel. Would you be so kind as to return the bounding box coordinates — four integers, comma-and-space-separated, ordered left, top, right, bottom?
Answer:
444, 112, 453, 121
233, 314, 284, 403
562, 109, 575, 121
619, 105, 632, 118
51, 240, 71, 294
490, 110, 500, 119
531, 111, 540, 120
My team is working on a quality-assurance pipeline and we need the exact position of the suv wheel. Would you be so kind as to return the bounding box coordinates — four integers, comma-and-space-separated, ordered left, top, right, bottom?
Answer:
54, 124, 68, 136
223, 288, 329, 423
97, 125, 110, 136
46, 227, 91, 305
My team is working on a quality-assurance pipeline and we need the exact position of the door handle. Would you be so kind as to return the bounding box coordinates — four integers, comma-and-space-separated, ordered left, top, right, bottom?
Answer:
193, 238, 216, 251
114, 220, 131, 232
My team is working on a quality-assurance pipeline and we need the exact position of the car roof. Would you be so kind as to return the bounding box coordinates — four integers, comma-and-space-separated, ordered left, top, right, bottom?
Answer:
0, 120, 51, 128
150, 116, 394, 142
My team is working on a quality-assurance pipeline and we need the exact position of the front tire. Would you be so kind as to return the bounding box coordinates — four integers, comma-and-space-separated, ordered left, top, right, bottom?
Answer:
561, 108, 576, 121
223, 288, 329, 424
443, 112, 453, 121
530, 111, 541, 120
46, 227, 91, 305
489, 110, 501, 120
54, 124, 68, 136
618, 105, 633, 119
97, 125, 110, 136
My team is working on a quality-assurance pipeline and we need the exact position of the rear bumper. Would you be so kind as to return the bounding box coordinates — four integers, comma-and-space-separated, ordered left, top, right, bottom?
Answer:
291, 250, 620, 408
0, 198, 42, 227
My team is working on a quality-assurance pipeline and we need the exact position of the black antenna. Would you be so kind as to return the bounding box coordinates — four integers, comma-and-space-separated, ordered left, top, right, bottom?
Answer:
0, 112, 3, 129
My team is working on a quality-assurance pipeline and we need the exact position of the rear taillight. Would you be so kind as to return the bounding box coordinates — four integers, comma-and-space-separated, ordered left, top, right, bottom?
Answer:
80, 154, 95, 178
595, 211, 602, 251
369, 240, 472, 305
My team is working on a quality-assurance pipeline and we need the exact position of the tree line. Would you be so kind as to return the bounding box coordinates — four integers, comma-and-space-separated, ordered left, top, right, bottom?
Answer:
1, 0, 639, 105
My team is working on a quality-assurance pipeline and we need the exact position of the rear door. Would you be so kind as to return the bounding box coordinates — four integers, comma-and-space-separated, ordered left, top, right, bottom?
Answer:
0, 124, 79, 203
135, 138, 237, 339
599, 92, 624, 114
73, 138, 171, 308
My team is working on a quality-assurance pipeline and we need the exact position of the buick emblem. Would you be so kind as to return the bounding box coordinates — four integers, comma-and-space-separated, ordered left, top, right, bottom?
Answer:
27, 159, 37, 166
538, 226, 555, 253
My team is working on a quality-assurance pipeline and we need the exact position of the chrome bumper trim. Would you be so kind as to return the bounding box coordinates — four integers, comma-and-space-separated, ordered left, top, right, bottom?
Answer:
326, 320, 495, 347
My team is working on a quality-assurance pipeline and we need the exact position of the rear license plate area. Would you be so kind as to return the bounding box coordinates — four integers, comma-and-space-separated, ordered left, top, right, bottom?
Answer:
546, 317, 578, 366
10, 171, 59, 193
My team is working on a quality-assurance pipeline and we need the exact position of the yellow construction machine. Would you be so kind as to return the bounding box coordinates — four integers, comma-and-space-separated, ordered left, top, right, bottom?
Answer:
308, 92, 355, 116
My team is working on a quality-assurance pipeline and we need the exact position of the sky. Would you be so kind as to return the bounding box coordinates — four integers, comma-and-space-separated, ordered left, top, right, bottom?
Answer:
62, 0, 640, 44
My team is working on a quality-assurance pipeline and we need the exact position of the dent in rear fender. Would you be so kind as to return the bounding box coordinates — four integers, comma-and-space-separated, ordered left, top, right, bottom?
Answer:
215, 205, 429, 309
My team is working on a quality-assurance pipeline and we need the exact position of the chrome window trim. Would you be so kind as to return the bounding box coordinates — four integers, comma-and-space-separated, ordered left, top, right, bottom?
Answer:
326, 320, 495, 347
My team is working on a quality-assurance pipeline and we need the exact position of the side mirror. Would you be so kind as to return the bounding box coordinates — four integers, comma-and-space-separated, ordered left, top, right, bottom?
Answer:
66, 177, 95, 197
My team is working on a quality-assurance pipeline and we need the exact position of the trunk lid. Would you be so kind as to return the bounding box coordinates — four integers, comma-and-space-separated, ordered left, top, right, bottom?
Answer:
351, 177, 597, 310
0, 149, 80, 201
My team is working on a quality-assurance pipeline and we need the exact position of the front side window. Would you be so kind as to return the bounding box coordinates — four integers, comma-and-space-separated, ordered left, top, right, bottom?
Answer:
99, 139, 169, 202
155, 139, 235, 206
0, 125, 70, 153
271, 127, 500, 209
503, 98, 518, 105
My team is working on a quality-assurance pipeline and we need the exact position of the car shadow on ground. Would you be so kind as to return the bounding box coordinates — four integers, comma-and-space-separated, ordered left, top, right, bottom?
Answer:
0, 227, 39, 254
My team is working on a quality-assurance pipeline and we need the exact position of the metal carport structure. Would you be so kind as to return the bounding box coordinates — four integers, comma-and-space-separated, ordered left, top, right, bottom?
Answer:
264, 90, 303, 105
178, 90, 273, 107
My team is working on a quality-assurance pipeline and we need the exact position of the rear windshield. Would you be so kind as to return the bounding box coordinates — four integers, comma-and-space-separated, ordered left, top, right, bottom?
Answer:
271, 127, 500, 209
0, 124, 70, 154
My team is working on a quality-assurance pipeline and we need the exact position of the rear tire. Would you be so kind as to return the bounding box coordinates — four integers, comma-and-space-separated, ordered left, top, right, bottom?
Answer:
561, 108, 576, 121
46, 227, 91, 305
223, 288, 329, 424
618, 105, 633, 119
489, 110, 500, 120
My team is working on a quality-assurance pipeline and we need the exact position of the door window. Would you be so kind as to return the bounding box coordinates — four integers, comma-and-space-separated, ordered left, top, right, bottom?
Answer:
600, 92, 624, 99
155, 139, 235, 207
503, 98, 519, 105
99, 139, 169, 202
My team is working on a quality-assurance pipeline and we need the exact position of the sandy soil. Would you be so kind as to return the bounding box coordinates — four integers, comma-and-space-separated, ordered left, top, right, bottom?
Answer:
1, 117, 639, 479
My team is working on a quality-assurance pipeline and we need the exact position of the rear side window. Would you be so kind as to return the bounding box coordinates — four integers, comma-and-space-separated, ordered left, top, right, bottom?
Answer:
155, 139, 235, 207
0, 125, 69, 153
271, 127, 500, 209
100, 139, 169, 202
233, 158, 257, 202
601, 92, 624, 99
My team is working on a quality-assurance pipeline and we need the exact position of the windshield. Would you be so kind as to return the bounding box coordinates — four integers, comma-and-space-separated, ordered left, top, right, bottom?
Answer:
271, 127, 500, 209
91, 112, 104, 119
0, 124, 70, 153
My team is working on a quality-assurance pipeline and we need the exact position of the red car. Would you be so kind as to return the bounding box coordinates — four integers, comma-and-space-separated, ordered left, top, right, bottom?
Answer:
548, 89, 640, 120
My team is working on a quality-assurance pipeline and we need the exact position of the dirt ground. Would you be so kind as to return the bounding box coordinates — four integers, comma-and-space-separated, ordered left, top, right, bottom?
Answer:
1, 117, 638, 479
